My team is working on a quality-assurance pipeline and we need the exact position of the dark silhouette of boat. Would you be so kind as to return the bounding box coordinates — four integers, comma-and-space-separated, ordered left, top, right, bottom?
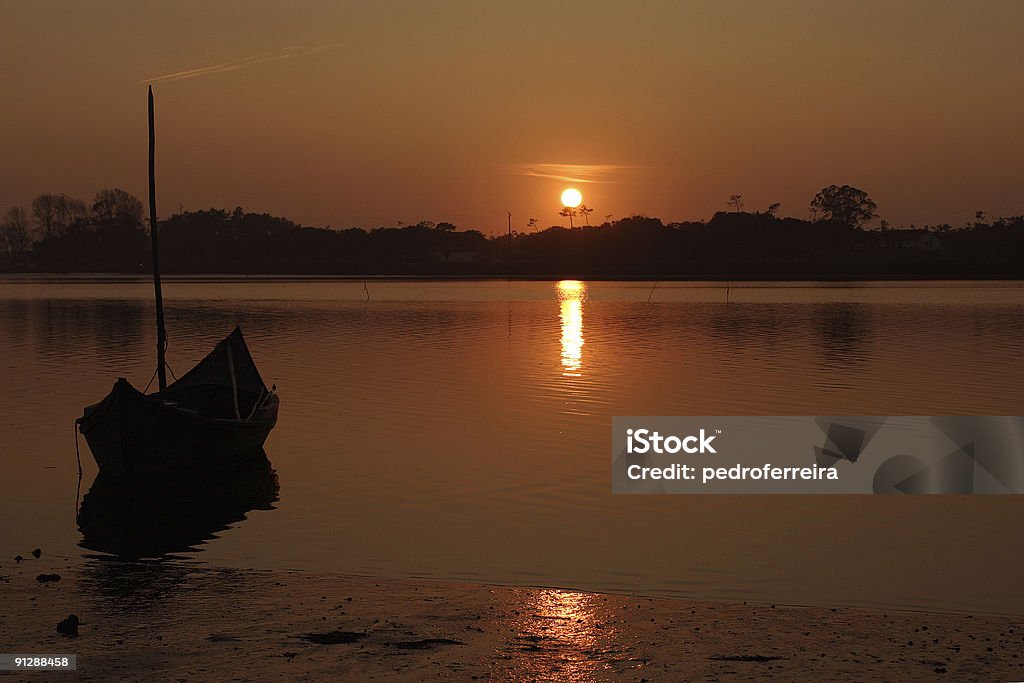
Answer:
78, 328, 279, 479
76, 86, 279, 480
77, 451, 279, 558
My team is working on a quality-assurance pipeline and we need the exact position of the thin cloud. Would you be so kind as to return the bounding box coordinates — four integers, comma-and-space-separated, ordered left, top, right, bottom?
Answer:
139, 43, 343, 84
504, 163, 646, 184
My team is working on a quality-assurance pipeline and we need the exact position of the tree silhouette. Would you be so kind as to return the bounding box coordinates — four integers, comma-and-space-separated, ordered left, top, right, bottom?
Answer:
559, 206, 577, 228
728, 194, 744, 212
92, 188, 144, 226
766, 202, 781, 218
578, 204, 594, 226
32, 193, 87, 239
1, 206, 31, 265
527, 218, 538, 231
809, 185, 877, 227
31, 194, 58, 238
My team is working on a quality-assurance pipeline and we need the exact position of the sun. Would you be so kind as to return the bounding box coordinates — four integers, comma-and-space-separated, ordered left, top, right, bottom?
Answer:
560, 188, 583, 208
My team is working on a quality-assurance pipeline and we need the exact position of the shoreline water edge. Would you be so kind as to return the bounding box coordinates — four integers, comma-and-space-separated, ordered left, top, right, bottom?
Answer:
3, 558, 1022, 681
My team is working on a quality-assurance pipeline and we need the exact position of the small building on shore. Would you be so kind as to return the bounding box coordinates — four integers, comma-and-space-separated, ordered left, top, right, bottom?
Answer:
430, 250, 481, 264
855, 229, 942, 253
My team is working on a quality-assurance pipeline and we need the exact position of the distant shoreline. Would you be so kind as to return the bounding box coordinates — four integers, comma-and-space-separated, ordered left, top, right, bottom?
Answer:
8, 209, 1023, 281
2, 271, 1024, 282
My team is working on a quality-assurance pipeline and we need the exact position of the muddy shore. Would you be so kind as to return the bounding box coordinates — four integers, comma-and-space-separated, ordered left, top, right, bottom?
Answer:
2, 558, 1022, 681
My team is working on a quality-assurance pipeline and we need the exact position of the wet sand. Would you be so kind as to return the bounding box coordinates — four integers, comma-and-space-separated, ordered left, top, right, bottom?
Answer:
2, 558, 1022, 681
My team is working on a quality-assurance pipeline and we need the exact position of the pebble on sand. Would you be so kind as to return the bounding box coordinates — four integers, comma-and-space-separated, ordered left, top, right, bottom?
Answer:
56, 614, 79, 637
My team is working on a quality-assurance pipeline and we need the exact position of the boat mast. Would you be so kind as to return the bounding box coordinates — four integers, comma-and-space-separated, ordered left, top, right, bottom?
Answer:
148, 85, 168, 391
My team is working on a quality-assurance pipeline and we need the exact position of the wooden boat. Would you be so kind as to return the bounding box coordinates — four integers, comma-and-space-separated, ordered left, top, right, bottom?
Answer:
77, 86, 279, 480
78, 327, 279, 480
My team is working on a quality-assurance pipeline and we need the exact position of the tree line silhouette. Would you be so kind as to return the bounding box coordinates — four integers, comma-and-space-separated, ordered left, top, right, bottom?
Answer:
2, 185, 1022, 278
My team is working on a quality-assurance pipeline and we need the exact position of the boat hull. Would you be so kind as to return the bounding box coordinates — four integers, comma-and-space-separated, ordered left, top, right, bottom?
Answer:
78, 378, 278, 481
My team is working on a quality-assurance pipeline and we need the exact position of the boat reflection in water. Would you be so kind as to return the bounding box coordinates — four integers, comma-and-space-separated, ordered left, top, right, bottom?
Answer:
77, 451, 279, 559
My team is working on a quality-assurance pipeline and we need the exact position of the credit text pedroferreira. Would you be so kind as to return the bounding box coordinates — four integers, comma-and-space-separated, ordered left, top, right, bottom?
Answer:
624, 428, 839, 484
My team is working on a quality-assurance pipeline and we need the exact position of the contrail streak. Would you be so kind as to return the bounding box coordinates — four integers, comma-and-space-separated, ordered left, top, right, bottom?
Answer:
139, 43, 343, 84
504, 163, 646, 184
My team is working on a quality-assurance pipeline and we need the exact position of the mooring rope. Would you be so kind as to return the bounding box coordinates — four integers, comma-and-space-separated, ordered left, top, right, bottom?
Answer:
143, 357, 177, 393
73, 422, 83, 520
142, 366, 159, 393
73, 420, 82, 477
226, 343, 241, 420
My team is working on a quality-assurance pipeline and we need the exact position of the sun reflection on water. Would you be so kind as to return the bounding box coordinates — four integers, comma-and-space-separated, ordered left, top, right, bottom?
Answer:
557, 280, 586, 377
504, 588, 613, 682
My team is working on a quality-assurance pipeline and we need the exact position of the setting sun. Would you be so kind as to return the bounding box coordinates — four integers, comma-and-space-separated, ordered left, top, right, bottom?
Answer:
560, 188, 583, 208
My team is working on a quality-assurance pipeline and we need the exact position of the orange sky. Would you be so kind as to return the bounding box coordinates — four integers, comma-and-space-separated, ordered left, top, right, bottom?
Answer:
2, 1, 1022, 234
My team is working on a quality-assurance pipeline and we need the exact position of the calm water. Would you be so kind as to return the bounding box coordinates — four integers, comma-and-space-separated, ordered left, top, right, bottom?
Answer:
2, 277, 1023, 615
